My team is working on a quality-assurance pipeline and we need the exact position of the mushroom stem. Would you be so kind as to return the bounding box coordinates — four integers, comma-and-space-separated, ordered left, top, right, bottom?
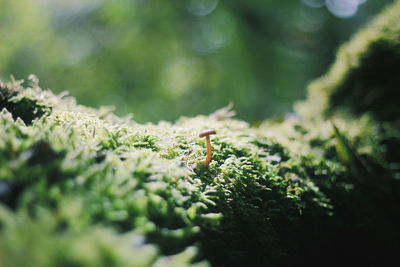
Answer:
198, 129, 216, 166
205, 135, 212, 166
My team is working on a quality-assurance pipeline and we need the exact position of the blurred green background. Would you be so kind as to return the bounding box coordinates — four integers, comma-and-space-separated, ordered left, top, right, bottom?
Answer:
0, 0, 393, 123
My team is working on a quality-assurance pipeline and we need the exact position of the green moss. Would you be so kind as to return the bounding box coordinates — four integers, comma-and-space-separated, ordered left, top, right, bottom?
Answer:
0, 72, 398, 266
0, 78, 334, 266
0, 79, 51, 124
297, 0, 400, 123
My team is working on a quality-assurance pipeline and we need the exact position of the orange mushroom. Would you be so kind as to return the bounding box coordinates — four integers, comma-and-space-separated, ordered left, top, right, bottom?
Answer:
199, 129, 217, 166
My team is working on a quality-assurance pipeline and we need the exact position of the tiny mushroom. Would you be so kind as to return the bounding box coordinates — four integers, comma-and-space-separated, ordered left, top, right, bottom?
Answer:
199, 129, 217, 166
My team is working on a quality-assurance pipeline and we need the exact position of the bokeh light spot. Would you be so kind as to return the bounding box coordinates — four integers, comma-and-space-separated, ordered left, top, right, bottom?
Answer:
189, 10, 234, 55
325, 0, 366, 18
161, 58, 202, 98
186, 0, 219, 17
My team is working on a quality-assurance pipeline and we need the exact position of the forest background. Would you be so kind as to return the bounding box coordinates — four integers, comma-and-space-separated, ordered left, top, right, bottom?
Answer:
0, 0, 393, 122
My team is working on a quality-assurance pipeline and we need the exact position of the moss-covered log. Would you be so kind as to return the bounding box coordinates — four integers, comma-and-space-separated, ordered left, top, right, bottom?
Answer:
1, 1, 400, 266
298, 0, 400, 124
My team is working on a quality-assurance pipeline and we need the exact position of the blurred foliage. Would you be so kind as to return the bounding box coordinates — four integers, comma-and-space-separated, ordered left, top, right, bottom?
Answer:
0, 0, 393, 122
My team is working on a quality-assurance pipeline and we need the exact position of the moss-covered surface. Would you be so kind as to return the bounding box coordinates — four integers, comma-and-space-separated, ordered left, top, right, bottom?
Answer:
1, 1, 400, 266
0, 77, 331, 266
297, 0, 400, 124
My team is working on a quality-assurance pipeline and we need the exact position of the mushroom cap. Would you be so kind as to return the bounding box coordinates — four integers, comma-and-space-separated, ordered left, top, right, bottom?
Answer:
199, 129, 217, 137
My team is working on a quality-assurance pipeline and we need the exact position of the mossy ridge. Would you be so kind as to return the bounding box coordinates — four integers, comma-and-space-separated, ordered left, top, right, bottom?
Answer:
290, 3, 400, 256
0, 77, 337, 266
292, 0, 400, 201
297, 0, 400, 123
1, 70, 399, 266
